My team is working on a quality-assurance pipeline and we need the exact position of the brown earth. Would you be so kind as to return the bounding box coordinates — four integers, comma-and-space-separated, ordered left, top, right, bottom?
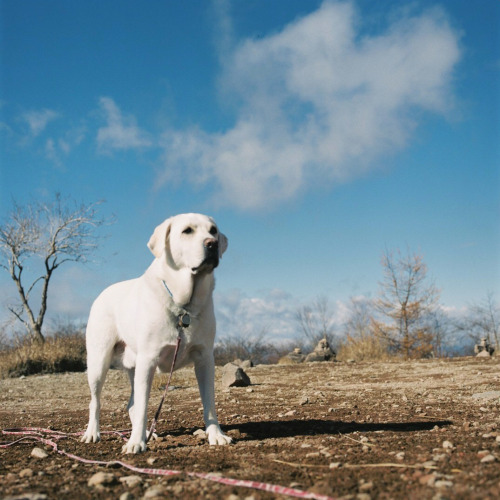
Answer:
1, 357, 499, 500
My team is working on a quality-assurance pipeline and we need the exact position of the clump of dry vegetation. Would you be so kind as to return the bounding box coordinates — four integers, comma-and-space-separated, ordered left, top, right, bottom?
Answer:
336, 332, 391, 362
0, 332, 86, 379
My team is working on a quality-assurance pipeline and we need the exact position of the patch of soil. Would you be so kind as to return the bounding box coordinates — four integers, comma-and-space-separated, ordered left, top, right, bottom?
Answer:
1, 357, 499, 499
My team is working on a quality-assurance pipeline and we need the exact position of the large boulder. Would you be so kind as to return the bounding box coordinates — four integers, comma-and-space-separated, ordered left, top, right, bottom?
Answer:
221, 362, 251, 387
474, 338, 495, 357
233, 358, 254, 369
278, 347, 305, 365
305, 338, 336, 362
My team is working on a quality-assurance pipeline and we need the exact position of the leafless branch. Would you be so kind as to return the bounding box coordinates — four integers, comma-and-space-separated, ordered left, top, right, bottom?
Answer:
0, 194, 111, 343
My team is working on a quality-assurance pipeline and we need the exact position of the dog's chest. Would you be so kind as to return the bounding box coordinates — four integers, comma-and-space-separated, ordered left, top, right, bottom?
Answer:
156, 326, 198, 372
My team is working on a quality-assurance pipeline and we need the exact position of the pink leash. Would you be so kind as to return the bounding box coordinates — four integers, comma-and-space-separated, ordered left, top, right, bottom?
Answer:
0, 315, 338, 499
146, 334, 181, 443
1, 426, 337, 500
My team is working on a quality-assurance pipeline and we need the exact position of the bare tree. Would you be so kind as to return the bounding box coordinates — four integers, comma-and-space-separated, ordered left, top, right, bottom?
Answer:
0, 194, 108, 343
338, 296, 383, 361
374, 249, 440, 359
296, 295, 336, 347
343, 296, 375, 339
459, 292, 499, 353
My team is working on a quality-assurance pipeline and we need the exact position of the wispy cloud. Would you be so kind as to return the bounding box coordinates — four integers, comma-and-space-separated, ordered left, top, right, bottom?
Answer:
215, 288, 360, 343
45, 125, 87, 167
22, 109, 59, 137
215, 289, 300, 341
159, 0, 461, 210
97, 97, 152, 153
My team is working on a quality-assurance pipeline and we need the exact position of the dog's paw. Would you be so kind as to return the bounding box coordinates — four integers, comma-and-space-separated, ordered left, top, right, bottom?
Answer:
206, 425, 233, 445
81, 428, 100, 444
122, 439, 147, 454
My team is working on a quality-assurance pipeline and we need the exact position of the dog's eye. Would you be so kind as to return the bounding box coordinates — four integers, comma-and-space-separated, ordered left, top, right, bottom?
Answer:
209, 226, 218, 236
182, 227, 193, 235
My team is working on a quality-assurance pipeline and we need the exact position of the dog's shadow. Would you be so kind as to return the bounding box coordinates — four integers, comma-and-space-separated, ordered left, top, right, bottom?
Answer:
221, 418, 452, 440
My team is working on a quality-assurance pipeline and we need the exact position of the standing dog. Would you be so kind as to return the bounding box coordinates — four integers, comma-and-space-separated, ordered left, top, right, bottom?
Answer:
81, 213, 232, 453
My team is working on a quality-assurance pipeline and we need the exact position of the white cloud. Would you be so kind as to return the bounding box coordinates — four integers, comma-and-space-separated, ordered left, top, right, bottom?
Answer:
159, 0, 461, 210
97, 97, 152, 153
215, 289, 300, 342
44, 125, 87, 167
22, 109, 59, 136
214, 288, 353, 344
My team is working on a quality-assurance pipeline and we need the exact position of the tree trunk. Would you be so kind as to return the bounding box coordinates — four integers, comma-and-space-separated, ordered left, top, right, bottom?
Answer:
30, 324, 45, 344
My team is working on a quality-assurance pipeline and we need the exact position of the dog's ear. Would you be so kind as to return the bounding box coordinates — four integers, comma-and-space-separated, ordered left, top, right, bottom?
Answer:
147, 218, 172, 258
218, 233, 228, 258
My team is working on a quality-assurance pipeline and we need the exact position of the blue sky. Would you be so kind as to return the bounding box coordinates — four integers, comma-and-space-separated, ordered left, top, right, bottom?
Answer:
1, 0, 499, 341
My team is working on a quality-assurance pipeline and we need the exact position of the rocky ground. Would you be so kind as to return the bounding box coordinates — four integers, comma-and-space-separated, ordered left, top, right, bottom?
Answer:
1, 357, 499, 500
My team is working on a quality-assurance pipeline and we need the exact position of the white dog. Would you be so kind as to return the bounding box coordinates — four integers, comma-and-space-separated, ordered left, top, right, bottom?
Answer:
81, 213, 232, 453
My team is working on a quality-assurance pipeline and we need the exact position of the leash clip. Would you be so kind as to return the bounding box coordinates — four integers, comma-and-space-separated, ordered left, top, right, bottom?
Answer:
178, 312, 191, 328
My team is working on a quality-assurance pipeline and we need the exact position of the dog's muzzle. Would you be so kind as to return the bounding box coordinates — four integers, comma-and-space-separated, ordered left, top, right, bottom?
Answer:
192, 238, 219, 273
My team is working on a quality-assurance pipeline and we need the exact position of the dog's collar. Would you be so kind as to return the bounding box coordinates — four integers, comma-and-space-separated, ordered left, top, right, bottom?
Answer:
162, 280, 191, 328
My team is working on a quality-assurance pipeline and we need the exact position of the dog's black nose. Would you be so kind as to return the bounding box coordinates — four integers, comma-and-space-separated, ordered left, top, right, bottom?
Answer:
204, 238, 218, 251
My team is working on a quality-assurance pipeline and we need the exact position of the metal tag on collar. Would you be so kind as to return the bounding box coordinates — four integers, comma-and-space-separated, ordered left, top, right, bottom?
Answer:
178, 312, 191, 328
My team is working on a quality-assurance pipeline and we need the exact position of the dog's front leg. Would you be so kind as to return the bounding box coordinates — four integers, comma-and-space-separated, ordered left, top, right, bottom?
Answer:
122, 356, 156, 454
194, 351, 232, 445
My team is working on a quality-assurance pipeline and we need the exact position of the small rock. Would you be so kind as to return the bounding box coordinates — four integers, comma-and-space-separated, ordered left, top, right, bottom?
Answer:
120, 493, 135, 500
119, 475, 143, 488
4, 494, 48, 500
472, 391, 500, 401
356, 493, 371, 500
19, 468, 34, 478
193, 429, 207, 439
88, 472, 116, 487
31, 447, 49, 459
227, 429, 242, 439
442, 440, 454, 449
395, 451, 405, 461
434, 480, 453, 488
329, 462, 342, 469
359, 481, 374, 492
146, 457, 157, 465
419, 473, 436, 486
480, 454, 497, 463
284, 410, 297, 417
143, 485, 167, 498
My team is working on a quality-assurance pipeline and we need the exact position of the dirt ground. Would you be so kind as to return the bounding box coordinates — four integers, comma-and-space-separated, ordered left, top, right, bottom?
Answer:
1, 357, 499, 500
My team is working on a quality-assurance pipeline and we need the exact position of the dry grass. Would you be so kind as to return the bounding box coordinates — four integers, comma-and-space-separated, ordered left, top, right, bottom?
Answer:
0, 333, 87, 379
336, 333, 391, 362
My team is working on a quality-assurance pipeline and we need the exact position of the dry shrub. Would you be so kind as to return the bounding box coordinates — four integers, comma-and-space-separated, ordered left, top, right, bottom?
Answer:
0, 333, 86, 379
213, 334, 288, 366
336, 332, 390, 362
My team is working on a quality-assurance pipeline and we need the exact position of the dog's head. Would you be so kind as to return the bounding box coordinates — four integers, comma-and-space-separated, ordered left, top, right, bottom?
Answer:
147, 213, 228, 274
